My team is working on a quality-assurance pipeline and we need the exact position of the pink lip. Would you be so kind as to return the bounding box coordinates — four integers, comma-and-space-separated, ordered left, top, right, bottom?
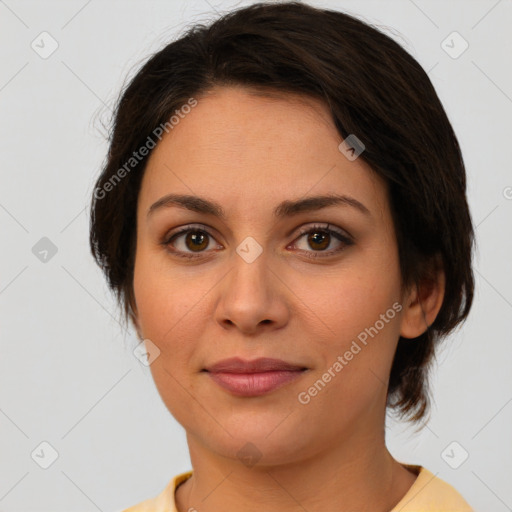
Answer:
204, 357, 307, 397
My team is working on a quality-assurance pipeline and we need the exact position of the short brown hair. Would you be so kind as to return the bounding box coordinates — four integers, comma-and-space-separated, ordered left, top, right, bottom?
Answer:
89, 1, 475, 424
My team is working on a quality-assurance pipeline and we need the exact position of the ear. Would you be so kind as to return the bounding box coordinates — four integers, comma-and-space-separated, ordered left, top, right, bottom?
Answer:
399, 257, 446, 339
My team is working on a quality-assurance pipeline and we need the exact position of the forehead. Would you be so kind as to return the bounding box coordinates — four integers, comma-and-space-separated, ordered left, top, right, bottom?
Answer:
139, 86, 388, 223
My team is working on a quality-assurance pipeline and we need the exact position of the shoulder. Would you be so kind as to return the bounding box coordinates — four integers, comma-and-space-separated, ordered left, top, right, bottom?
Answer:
119, 466, 473, 512
391, 465, 474, 511
120, 471, 193, 512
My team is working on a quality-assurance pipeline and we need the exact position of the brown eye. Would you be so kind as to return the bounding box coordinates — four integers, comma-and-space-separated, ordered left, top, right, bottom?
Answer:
306, 230, 331, 251
292, 223, 354, 258
163, 226, 220, 258
184, 231, 209, 252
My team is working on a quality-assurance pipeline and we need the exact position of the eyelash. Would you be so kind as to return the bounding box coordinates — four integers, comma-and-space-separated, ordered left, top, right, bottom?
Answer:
161, 223, 354, 260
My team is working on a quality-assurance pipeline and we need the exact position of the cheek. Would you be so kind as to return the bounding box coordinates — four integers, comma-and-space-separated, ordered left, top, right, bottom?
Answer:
310, 249, 401, 343
300, 242, 403, 394
133, 248, 203, 339
132, 253, 206, 424
295, 282, 402, 436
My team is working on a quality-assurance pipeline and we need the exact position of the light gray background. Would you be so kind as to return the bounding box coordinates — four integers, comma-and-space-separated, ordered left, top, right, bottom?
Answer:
1, 1, 511, 511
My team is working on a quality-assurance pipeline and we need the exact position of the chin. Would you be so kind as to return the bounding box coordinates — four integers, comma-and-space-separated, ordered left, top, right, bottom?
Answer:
193, 420, 316, 468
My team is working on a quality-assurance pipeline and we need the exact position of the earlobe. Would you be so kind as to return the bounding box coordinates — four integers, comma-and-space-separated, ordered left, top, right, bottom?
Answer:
399, 263, 446, 339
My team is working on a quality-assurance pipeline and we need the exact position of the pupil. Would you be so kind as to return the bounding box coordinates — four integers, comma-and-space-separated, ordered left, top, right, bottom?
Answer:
184, 230, 331, 253
187, 231, 207, 251
309, 231, 329, 250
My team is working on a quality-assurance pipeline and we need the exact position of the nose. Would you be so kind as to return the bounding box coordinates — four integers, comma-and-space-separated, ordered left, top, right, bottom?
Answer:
214, 249, 290, 335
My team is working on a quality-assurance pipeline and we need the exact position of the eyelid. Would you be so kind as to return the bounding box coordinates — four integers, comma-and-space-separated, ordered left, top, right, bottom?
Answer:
163, 223, 217, 242
164, 222, 352, 242
161, 222, 354, 258
291, 222, 352, 242
288, 223, 354, 258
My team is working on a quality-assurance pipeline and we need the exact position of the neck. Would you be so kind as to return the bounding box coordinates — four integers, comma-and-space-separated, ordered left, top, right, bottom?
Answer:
175, 418, 417, 512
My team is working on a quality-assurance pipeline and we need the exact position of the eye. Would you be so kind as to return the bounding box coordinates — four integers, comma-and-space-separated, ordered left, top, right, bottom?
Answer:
161, 223, 353, 260
290, 223, 353, 258
162, 224, 221, 259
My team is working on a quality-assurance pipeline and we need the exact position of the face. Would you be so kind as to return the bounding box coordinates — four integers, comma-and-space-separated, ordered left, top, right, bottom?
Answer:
132, 86, 410, 465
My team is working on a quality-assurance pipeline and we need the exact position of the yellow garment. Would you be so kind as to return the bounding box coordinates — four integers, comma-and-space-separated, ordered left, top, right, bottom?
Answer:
390, 464, 474, 511
122, 464, 474, 512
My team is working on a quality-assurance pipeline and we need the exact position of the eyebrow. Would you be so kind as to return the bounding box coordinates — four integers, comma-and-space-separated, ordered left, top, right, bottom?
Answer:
147, 192, 371, 220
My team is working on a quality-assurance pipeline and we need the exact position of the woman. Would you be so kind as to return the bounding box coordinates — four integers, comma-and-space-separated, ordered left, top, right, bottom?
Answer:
89, 2, 475, 510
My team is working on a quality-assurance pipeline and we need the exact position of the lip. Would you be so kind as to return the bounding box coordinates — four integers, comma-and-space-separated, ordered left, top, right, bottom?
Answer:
205, 357, 306, 373
203, 357, 308, 397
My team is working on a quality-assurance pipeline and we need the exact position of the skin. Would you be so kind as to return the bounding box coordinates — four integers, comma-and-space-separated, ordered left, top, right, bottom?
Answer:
131, 86, 445, 512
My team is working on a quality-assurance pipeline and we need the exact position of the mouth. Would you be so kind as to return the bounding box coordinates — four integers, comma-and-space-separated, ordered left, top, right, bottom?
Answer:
202, 357, 309, 397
